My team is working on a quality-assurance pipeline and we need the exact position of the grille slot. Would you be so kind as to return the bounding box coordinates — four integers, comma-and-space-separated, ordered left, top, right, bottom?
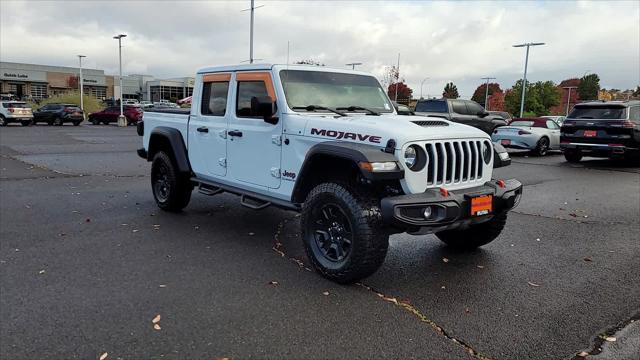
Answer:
424, 140, 485, 186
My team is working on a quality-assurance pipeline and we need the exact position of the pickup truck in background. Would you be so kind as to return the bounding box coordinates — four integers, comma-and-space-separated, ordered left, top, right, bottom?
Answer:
414, 98, 507, 135
137, 64, 521, 283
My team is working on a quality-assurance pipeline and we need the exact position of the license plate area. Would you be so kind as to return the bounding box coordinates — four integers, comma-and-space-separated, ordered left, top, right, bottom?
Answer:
470, 194, 493, 216
584, 130, 597, 137
501, 139, 511, 146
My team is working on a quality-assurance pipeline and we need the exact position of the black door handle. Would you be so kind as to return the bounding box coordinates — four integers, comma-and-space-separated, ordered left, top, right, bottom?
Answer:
197, 127, 209, 133
228, 130, 243, 137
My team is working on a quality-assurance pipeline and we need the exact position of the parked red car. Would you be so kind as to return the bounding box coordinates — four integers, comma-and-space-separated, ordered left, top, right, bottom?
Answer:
89, 106, 143, 125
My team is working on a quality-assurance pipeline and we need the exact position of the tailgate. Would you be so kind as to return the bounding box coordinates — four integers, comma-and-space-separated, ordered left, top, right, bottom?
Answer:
561, 120, 635, 146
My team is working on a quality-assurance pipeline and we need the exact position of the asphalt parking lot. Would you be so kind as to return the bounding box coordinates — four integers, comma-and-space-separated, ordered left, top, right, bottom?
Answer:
1, 124, 638, 360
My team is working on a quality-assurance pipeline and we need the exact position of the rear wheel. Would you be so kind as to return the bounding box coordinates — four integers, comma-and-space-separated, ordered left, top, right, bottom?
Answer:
151, 151, 192, 212
0, 115, 7, 126
91, 118, 100, 125
72, 121, 81, 126
301, 183, 389, 284
533, 137, 549, 156
21, 120, 32, 126
47, 120, 54, 126
437, 213, 507, 251
564, 149, 582, 163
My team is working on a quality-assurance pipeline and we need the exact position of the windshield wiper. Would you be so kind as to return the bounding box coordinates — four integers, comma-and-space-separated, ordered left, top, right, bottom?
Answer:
336, 106, 380, 116
292, 105, 347, 117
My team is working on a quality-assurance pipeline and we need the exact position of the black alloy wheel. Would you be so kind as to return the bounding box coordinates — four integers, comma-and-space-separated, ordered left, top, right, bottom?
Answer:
309, 203, 354, 264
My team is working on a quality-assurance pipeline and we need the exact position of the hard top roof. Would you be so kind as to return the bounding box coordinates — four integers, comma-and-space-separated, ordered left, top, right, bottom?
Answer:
575, 100, 639, 107
196, 63, 373, 76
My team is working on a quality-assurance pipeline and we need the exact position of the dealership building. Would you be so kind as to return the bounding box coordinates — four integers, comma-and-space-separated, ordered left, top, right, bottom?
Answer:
0, 61, 193, 102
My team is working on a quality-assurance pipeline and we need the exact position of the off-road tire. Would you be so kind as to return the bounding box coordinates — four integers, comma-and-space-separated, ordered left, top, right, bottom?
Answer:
564, 150, 582, 163
301, 182, 389, 284
0, 115, 6, 126
436, 213, 507, 251
151, 151, 192, 212
533, 137, 549, 156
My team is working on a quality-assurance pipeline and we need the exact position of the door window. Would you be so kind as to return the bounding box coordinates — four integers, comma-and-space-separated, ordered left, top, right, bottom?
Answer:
465, 101, 485, 116
236, 81, 270, 118
451, 100, 467, 115
629, 106, 639, 121
201, 81, 229, 116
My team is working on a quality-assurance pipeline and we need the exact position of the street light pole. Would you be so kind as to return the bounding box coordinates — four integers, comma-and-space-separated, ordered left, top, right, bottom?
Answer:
113, 34, 127, 127
394, 53, 400, 102
480, 76, 496, 110
563, 86, 578, 116
345, 62, 362, 70
513, 42, 545, 117
420, 77, 429, 99
77, 55, 86, 114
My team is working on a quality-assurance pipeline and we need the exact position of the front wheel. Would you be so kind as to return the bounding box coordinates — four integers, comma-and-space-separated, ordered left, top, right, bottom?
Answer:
436, 213, 507, 251
301, 183, 389, 284
54, 117, 63, 126
151, 151, 192, 212
0, 116, 7, 126
564, 150, 582, 163
533, 137, 549, 156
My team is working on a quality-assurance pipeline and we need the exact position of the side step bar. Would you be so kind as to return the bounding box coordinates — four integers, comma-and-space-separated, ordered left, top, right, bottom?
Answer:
240, 195, 271, 210
198, 183, 223, 196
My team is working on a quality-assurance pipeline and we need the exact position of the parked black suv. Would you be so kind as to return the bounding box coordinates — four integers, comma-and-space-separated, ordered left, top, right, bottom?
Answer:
33, 103, 84, 126
560, 100, 640, 162
414, 98, 507, 134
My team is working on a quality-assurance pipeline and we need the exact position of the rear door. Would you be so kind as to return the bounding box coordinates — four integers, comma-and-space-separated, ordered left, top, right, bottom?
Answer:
227, 71, 282, 189
188, 73, 231, 178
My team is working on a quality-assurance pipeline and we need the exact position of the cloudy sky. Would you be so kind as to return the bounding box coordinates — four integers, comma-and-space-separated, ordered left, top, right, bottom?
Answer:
1, 0, 638, 98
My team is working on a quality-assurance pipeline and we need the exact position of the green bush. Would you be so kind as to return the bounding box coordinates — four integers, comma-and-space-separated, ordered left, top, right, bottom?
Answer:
28, 92, 105, 115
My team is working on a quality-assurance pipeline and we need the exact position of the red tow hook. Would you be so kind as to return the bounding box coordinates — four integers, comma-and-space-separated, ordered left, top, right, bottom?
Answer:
439, 187, 449, 197
497, 180, 506, 188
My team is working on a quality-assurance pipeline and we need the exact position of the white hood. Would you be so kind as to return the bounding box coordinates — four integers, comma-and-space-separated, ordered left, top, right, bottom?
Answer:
298, 113, 490, 148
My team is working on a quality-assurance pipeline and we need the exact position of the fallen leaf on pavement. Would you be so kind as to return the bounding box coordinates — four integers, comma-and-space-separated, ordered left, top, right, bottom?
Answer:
527, 281, 541, 287
476, 265, 484, 269
268, 281, 279, 286
100, 352, 108, 360
577, 351, 589, 357
159, 284, 167, 288
605, 336, 616, 342
38, 269, 45, 274
152, 315, 161, 324
153, 324, 161, 330
132, 229, 139, 233
442, 257, 449, 263
441, 286, 446, 289
465, 308, 471, 314
85, 218, 91, 223
583, 257, 593, 262
322, 291, 330, 296
248, 232, 255, 236
569, 213, 578, 217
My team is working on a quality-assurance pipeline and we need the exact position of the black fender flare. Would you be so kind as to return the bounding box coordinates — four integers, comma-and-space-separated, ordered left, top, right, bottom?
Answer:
291, 141, 403, 202
147, 127, 191, 174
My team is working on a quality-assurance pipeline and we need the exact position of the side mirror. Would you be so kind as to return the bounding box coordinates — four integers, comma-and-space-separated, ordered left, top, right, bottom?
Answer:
493, 143, 511, 168
251, 96, 278, 124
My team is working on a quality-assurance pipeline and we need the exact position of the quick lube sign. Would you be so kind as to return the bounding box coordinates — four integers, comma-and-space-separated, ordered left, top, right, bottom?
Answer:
0, 67, 47, 82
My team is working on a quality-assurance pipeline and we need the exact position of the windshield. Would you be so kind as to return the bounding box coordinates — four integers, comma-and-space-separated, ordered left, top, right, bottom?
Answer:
279, 70, 393, 113
569, 106, 626, 119
510, 120, 534, 127
415, 101, 447, 113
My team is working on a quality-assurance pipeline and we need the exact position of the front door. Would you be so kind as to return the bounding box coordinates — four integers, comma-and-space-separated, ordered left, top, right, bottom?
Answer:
227, 72, 282, 189
188, 73, 231, 178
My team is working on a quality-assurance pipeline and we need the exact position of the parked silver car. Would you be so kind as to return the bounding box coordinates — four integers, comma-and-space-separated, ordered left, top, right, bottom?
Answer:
491, 117, 561, 156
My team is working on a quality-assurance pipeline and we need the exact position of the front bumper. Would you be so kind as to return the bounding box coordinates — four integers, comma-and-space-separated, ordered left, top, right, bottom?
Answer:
381, 179, 522, 232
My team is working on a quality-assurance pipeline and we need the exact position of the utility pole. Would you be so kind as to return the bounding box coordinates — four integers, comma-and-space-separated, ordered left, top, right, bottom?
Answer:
77, 55, 86, 114
394, 53, 400, 102
345, 62, 362, 70
481, 76, 496, 110
513, 42, 545, 117
563, 86, 577, 116
113, 34, 127, 127
420, 77, 429, 99
242, 0, 264, 64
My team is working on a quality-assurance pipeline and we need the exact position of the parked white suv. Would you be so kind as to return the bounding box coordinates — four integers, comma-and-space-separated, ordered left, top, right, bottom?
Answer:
137, 64, 522, 283
0, 101, 33, 126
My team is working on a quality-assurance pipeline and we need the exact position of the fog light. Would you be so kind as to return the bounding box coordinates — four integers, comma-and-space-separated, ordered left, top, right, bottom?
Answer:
423, 206, 433, 219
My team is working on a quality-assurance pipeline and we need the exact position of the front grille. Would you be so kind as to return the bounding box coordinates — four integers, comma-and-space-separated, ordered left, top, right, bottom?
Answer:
412, 120, 449, 127
425, 140, 486, 185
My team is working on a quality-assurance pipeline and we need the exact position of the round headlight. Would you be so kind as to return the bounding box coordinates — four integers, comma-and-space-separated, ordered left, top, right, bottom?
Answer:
482, 142, 492, 164
404, 146, 417, 168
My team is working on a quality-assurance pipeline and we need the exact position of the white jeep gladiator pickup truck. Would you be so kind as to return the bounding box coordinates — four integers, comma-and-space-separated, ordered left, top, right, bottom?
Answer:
137, 64, 522, 283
